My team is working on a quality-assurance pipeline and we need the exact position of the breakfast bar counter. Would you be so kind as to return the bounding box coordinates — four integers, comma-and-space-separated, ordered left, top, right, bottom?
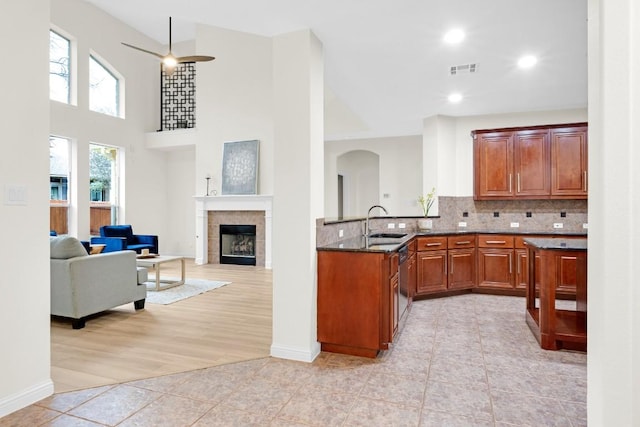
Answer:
524, 238, 587, 351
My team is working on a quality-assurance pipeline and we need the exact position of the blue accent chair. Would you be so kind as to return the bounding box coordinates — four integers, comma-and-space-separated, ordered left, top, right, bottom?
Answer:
90, 225, 158, 254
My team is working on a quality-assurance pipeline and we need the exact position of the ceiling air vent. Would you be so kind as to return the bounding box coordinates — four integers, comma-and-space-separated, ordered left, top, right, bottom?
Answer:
450, 63, 478, 75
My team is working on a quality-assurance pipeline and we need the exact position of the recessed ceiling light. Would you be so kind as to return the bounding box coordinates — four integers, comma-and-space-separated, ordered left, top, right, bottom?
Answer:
518, 55, 537, 69
448, 93, 463, 103
443, 29, 465, 44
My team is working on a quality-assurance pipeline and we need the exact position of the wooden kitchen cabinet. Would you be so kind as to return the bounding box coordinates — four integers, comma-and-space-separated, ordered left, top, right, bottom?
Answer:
474, 131, 514, 198
473, 123, 587, 200
415, 236, 447, 294
415, 235, 476, 295
477, 235, 515, 290
417, 249, 447, 294
514, 129, 550, 197
514, 235, 579, 297
447, 236, 476, 290
551, 126, 588, 198
317, 250, 397, 358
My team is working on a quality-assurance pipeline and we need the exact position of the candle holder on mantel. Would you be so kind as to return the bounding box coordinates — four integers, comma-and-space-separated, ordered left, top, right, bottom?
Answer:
205, 176, 211, 196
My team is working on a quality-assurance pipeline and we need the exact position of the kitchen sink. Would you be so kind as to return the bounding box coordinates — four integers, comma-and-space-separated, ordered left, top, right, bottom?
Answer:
368, 232, 407, 239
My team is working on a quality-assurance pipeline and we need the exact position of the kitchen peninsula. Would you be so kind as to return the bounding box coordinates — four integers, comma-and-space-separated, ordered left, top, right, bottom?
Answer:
317, 229, 587, 358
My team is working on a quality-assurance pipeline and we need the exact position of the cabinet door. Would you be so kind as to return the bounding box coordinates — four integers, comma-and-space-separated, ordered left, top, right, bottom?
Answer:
515, 249, 528, 290
416, 250, 447, 294
408, 253, 416, 303
474, 132, 514, 199
391, 273, 399, 338
448, 248, 476, 290
477, 248, 514, 289
514, 129, 550, 197
555, 254, 578, 295
551, 126, 588, 198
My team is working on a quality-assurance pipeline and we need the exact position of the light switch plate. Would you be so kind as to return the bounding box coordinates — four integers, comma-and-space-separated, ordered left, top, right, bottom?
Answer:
387, 223, 395, 229
338, 229, 344, 238
583, 223, 588, 229
553, 223, 564, 229
510, 222, 520, 228
458, 221, 467, 228
398, 223, 406, 229
4, 184, 27, 206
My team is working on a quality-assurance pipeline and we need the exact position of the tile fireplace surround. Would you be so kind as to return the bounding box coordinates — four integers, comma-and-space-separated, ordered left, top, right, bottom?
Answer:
194, 195, 272, 268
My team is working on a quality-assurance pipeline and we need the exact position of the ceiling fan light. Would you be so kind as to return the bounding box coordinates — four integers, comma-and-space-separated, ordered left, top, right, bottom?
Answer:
163, 55, 177, 67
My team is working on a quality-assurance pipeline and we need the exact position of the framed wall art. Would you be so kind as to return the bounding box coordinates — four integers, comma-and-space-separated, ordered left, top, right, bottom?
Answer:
221, 140, 259, 195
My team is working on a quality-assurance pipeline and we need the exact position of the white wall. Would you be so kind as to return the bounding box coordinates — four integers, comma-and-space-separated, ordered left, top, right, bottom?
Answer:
336, 150, 380, 218
0, 1, 53, 417
325, 135, 422, 218
50, 0, 167, 241
164, 148, 196, 256
193, 25, 274, 199
587, 0, 640, 424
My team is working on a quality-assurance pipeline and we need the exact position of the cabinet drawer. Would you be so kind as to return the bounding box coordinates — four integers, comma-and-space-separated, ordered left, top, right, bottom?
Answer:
478, 234, 514, 248
448, 235, 475, 249
416, 236, 447, 251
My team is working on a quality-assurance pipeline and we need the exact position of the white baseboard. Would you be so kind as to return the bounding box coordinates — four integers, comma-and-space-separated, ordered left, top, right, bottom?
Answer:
270, 342, 321, 363
0, 379, 54, 418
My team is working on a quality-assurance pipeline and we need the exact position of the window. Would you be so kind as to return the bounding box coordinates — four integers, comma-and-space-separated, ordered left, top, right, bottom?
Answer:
89, 144, 119, 235
89, 55, 122, 117
50, 136, 71, 234
49, 30, 70, 103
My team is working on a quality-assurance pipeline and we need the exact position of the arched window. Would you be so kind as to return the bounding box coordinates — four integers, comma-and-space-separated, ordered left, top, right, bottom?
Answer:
89, 55, 123, 117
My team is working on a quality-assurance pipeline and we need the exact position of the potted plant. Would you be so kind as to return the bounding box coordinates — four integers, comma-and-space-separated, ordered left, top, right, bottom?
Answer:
417, 187, 436, 230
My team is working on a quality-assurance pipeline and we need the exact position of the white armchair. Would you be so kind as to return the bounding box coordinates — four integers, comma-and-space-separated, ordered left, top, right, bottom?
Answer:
50, 236, 147, 329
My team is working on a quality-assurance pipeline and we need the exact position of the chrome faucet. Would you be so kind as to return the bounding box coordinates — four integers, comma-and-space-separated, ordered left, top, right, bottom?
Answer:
365, 205, 388, 236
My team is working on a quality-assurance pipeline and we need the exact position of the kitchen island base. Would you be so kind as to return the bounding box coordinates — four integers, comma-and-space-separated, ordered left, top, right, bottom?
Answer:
524, 238, 587, 351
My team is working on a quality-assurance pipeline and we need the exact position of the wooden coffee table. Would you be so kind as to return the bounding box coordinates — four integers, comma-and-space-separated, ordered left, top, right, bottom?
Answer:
136, 255, 185, 291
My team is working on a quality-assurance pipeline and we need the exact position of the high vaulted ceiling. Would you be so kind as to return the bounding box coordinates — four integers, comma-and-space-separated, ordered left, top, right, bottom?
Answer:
83, 0, 588, 140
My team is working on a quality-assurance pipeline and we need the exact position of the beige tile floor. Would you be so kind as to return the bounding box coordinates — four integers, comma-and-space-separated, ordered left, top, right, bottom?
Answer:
1, 294, 587, 426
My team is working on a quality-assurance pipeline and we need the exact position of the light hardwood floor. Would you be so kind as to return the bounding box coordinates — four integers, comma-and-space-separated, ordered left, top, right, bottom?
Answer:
50, 260, 272, 393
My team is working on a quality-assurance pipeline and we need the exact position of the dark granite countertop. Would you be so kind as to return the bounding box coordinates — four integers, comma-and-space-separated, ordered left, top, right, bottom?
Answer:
317, 230, 587, 253
523, 237, 588, 251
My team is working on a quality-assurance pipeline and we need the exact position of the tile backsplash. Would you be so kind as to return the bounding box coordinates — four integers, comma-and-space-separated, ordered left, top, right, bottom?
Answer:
317, 196, 587, 246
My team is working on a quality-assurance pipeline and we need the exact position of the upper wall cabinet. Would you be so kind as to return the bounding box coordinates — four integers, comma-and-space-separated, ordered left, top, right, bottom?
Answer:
473, 123, 588, 200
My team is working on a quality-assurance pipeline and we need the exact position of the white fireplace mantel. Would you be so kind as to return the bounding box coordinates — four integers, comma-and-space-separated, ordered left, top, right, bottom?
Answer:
194, 195, 273, 268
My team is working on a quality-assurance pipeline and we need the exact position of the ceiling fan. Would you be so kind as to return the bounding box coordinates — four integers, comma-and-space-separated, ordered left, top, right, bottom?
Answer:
122, 17, 215, 75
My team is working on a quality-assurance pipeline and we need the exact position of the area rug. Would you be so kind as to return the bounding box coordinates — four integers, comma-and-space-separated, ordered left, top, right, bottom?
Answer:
144, 278, 230, 305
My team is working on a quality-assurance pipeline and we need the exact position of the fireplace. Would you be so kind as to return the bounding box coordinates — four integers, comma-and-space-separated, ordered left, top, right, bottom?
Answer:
220, 225, 256, 266
194, 195, 272, 268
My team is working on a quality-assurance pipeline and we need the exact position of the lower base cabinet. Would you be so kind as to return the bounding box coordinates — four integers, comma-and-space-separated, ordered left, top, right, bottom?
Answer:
448, 248, 476, 290
317, 250, 397, 358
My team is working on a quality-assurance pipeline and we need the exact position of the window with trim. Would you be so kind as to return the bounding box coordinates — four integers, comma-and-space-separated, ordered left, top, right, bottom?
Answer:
50, 136, 71, 234
49, 30, 70, 103
89, 55, 122, 117
89, 143, 120, 235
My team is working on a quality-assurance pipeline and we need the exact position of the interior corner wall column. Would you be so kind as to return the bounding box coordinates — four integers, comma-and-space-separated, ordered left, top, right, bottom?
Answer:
587, 0, 640, 424
0, 0, 53, 417
422, 115, 456, 214
271, 29, 324, 362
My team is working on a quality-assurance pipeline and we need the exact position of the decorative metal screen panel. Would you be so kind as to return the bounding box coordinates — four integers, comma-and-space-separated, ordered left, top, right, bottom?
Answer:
161, 63, 196, 130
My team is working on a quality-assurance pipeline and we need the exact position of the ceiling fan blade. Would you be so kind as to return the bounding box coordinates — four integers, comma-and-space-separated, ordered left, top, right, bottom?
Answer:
177, 55, 216, 63
121, 42, 165, 60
